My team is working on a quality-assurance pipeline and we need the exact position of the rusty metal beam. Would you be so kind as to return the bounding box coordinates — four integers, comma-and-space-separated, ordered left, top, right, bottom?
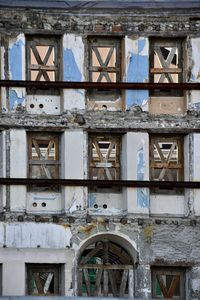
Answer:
1, 80, 200, 90
0, 178, 200, 189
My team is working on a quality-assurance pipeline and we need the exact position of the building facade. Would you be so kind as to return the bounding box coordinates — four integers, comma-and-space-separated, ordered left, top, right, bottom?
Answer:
0, 0, 200, 298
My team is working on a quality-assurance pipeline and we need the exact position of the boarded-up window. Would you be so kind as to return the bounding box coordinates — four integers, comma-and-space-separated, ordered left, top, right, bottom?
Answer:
78, 240, 134, 297
27, 264, 61, 295
152, 267, 185, 299
150, 39, 183, 97
150, 136, 183, 193
89, 135, 121, 180
88, 38, 122, 110
26, 36, 60, 94
28, 133, 59, 180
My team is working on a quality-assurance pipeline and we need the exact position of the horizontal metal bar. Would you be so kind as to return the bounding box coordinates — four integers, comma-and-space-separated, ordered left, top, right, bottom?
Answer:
0, 80, 200, 90
0, 178, 200, 188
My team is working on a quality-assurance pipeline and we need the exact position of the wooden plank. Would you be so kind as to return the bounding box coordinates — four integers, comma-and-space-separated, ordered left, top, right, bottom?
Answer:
78, 269, 83, 296
103, 269, 109, 297
33, 273, 44, 294
94, 269, 103, 296
81, 264, 133, 270
119, 269, 128, 297
168, 275, 180, 297
79, 243, 103, 265
150, 68, 182, 73
156, 274, 168, 298
108, 270, 118, 297
83, 269, 91, 296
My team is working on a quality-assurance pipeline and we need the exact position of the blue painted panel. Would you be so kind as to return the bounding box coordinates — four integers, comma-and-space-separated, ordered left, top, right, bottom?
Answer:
137, 145, 149, 208
126, 39, 149, 108
9, 89, 24, 110
88, 193, 97, 207
63, 48, 82, 81
9, 38, 24, 80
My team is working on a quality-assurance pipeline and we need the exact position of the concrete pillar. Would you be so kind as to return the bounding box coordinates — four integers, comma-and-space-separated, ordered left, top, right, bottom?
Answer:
135, 264, 151, 299
2, 262, 25, 295
124, 36, 149, 111
193, 133, 200, 216
189, 38, 200, 109
10, 129, 27, 212
0, 131, 6, 210
62, 34, 85, 110
122, 132, 149, 215
61, 130, 86, 212
8, 34, 26, 112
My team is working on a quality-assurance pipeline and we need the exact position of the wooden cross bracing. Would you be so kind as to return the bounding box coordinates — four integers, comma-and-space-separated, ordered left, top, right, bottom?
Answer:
32, 272, 54, 295
78, 241, 134, 298
28, 135, 59, 179
156, 274, 180, 298
89, 136, 120, 180
150, 137, 183, 182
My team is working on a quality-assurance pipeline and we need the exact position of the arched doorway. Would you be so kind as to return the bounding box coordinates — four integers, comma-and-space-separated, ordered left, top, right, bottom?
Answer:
77, 235, 137, 297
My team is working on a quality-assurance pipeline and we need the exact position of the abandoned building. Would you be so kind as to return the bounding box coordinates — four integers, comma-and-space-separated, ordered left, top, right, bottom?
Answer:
0, 0, 200, 298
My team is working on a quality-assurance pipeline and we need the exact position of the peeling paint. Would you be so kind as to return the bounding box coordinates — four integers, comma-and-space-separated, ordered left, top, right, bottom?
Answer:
9, 89, 25, 110
137, 141, 149, 208
88, 193, 97, 208
191, 38, 200, 82
125, 38, 149, 108
9, 34, 25, 80
6, 223, 72, 248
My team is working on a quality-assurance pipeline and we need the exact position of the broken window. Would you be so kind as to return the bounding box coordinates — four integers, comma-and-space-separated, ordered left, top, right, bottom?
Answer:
88, 38, 122, 110
89, 135, 121, 181
152, 267, 185, 299
26, 36, 60, 94
78, 240, 134, 297
28, 133, 59, 180
150, 136, 184, 192
150, 39, 183, 97
27, 264, 61, 295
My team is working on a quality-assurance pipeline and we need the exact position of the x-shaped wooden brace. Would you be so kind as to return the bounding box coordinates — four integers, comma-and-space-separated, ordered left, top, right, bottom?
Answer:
31, 45, 54, 81
92, 140, 117, 180
155, 46, 177, 83
156, 274, 180, 298
32, 139, 55, 179
33, 272, 54, 294
154, 141, 178, 181
92, 47, 115, 82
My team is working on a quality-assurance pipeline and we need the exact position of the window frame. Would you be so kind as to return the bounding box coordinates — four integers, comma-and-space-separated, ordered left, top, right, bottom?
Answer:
26, 35, 61, 94
150, 135, 184, 193
89, 134, 121, 182
151, 267, 185, 299
88, 37, 121, 102
28, 132, 60, 183
26, 264, 61, 296
150, 38, 184, 97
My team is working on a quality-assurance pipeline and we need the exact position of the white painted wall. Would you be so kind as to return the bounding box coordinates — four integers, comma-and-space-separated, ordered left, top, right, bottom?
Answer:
3, 262, 25, 296
10, 129, 27, 212
193, 134, 200, 216
0, 131, 6, 210
62, 34, 85, 110
62, 130, 86, 212
189, 38, 200, 109
150, 194, 185, 216
122, 132, 149, 215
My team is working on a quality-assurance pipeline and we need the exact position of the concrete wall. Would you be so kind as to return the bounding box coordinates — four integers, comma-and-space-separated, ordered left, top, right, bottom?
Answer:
10, 129, 27, 212
122, 132, 149, 215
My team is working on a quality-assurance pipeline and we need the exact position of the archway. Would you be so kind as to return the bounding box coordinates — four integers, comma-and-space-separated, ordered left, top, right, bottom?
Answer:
77, 233, 138, 298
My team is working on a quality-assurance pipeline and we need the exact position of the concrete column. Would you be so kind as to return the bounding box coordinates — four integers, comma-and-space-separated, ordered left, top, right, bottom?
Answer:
193, 133, 200, 216
8, 34, 26, 112
2, 262, 25, 295
61, 130, 86, 212
10, 129, 27, 212
124, 36, 149, 111
62, 34, 85, 110
135, 264, 151, 299
189, 38, 200, 109
122, 132, 149, 215
0, 131, 6, 210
